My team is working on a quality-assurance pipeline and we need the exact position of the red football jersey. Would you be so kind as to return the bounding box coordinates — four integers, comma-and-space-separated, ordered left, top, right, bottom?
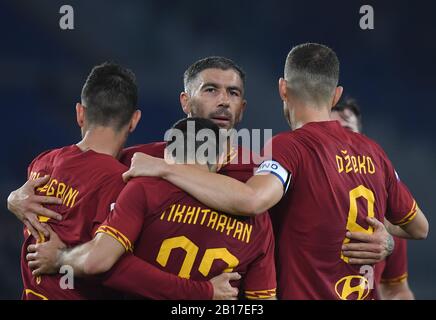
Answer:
96, 177, 277, 299
375, 237, 408, 285
22, 145, 126, 300
120, 142, 256, 182
258, 121, 418, 300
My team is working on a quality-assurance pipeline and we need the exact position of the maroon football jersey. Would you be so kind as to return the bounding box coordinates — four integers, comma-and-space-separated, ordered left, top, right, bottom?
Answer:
375, 237, 408, 285
96, 177, 277, 299
22, 145, 126, 300
120, 142, 256, 182
258, 121, 417, 300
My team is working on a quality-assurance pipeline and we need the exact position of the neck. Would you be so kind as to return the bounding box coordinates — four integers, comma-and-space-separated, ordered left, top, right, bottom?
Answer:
290, 101, 332, 130
76, 126, 126, 158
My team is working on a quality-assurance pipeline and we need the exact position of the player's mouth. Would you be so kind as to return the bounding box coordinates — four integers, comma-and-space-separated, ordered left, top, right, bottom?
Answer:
211, 116, 231, 127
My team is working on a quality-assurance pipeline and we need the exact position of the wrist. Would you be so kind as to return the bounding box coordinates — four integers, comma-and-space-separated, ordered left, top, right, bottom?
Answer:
386, 234, 395, 256
160, 161, 173, 179
56, 248, 67, 271
206, 280, 214, 300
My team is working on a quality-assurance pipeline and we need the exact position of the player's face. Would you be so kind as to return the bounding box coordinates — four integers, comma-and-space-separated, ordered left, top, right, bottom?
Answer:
184, 68, 246, 129
331, 109, 360, 133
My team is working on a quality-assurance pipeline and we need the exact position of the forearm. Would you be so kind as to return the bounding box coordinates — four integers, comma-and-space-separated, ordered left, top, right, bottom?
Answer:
386, 209, 429, 240
385, 222, 413, 239
378, 283, 415, 300
162, 164, 259, 215
102, 253, 213, 300
58, 241, 96, 277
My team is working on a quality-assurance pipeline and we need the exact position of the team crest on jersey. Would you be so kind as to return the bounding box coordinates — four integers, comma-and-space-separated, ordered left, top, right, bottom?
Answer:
334, 275, 371, 300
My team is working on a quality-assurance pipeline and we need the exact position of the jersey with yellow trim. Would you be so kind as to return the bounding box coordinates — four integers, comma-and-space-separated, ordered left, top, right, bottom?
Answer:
120, 142, 256, 182
375, 237, 408, 285
262, 121, 417, 300
96, 177, 276, 299
21, 145, 126, 300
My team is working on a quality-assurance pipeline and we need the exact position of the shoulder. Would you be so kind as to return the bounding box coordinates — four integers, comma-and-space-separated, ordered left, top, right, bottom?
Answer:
127, 176, 178, 193
29, 145, 74, 169
268, 131, 302, 150
31, 146, 65, 162
120, 142, 166, 167
125, 177, 181, 209
81, 152, 128, 188
352, 133, 393, 167
122, 142, 166, 158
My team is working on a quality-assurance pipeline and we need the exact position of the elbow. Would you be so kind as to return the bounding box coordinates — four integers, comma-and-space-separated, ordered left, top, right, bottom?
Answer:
414, 225, 429, 240
235, 192, 267, 216
416, 215, 429, 240
6, 191, 16, 212
410, 219, 429, 240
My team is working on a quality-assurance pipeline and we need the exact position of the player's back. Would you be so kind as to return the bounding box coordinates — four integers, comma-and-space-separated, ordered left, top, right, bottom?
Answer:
22, 145, 126, 300
100, 176, 276, 299
269, 121, 415, 299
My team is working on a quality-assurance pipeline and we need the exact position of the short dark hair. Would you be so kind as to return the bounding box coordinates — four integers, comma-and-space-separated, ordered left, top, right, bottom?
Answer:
332, 97, 363, 132
81, 62, 138, 130
165, 117, 224, 166
183, 56, 245, 93
284, 43, 339, 105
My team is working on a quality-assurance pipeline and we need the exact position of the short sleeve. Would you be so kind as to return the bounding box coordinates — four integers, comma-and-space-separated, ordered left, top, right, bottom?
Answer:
243, 214, 277, 299
91, 174, 126, 230
384, 160, 418, 226
95, 179, 147, 252
381, 237, 408, 284
255, 133, 300, 194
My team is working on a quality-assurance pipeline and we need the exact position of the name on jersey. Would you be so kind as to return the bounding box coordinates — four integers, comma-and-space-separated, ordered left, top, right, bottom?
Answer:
30, 171, 79, 208
335, 150, 375, 175
160, 204, 253, 244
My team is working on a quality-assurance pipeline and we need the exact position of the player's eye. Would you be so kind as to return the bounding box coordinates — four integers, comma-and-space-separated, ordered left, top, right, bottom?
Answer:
205, 87, 216, 93
229, 90, 240, 97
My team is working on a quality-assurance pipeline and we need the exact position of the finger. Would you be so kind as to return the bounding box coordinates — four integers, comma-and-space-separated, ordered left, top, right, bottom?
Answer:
231, 288, 239, 298
26, 252, 37, 261
29, 204, 62, 221
348, 258, 379, 265
23, 220, 40, 241
45, 224, 58, 241
342, 250, 380, 259
27, 215, 49, 238
366, 217, 384, 230
227, 272, 241, 281
346, 231, 372, 242
122, 169, 134, 182
29, 175, 50, 188
233, 287, 239, 295
28, 260, 40, 270
342, 243, 381, 253
32, 267, 43, 276
27, 244, 37, 253
33, 195, 63, 206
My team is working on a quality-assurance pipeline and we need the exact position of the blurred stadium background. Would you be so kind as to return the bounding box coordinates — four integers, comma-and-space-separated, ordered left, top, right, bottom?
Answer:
0, 0, 434, 299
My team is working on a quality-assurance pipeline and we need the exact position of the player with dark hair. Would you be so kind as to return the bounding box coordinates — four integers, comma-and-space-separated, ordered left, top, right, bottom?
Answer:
9, 55, 397, 298
27, 117, 277, 300
332, 98, 415, 300
331, 98, 362, 133
120, 56, 250, 177
15, 62, 235, 300
124, 43, 429, 300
